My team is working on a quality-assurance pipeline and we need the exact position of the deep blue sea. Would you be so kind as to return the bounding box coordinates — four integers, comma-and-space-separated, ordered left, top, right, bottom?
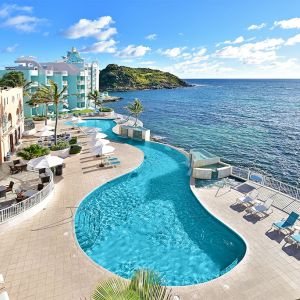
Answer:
108, 79, 300, 186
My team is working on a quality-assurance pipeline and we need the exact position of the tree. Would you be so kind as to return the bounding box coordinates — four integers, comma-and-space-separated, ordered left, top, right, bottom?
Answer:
88, 90, 103, 110
0, 71, 27, 88
27, 90, 53, 125
34, 80, 68, 145
92, 269, 172, 300
125, 98, 144, 127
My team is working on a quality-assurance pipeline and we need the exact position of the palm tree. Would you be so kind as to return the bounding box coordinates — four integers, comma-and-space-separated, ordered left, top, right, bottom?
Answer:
34, 80, 68, 145
125, 98, 144, 127
92, 269, 172, 300
27, 91, 53, 125
88, 90, 103, 110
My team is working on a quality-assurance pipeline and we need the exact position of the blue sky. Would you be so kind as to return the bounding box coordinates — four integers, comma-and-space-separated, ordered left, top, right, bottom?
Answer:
1, 0, 300, 78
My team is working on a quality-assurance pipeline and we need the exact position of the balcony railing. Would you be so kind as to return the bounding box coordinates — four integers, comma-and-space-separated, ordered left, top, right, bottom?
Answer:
77, 80, 85, 85
0, 169, 54, 224
45, 70, 53, 76
231, 166, 300, 214
62, 80, 68, 85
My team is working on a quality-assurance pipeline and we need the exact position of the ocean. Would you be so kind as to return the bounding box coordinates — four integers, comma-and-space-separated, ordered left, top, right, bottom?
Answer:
108, 79, 300, 187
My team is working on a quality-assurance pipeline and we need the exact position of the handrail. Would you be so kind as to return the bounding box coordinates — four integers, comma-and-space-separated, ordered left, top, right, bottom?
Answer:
0, 169, 54, 224
231, 166, 300, 214
114, 113, 143, 127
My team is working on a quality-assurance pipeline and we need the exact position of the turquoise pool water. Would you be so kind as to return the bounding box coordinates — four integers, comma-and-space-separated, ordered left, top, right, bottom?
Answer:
74, 119, 246, 286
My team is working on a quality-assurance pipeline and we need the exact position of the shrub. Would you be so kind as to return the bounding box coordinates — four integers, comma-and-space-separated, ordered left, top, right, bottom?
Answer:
17, 144, 50, 160
33, 116, 46, 121
69, 137, 77, 145
100, 107, 112, 112
69, 144, 82, 154
50, 141, 69, 151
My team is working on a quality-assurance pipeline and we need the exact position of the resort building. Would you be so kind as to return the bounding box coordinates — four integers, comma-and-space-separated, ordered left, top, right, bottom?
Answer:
0, 47, 100, 117
0, 87, 24, 163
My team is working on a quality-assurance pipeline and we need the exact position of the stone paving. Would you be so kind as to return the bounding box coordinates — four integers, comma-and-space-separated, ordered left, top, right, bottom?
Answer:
0, 118, 299, 300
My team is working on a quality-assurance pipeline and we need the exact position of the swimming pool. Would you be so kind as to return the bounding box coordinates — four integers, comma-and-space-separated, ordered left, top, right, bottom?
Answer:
74, 119, 246, 286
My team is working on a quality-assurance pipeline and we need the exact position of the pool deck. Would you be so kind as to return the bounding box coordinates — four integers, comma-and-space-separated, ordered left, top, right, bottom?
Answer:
0, 118, 299, 299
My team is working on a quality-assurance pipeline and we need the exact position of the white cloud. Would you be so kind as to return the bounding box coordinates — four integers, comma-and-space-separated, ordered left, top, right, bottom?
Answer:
285, 33, 300, 46
215, 38, 285, 64
80, 40, 117, 53
2, 15, 46, 32
2, 43, 18, 53
258, 58, 299, 70
0, 3, 32, 18
159, 47, 187, 58
145, 33, 157, 40
274, 17, 300, 29
248, 23, 266, 30
117, 45, 151, 57
64, 16, 116, 40
216, 36, 245, 47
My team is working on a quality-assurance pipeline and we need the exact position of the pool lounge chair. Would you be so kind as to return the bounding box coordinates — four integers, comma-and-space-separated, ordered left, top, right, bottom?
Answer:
235, 195, 255, 207
284, 232, 300, 249
245, 197, 274, 218
271, 211, 299, 234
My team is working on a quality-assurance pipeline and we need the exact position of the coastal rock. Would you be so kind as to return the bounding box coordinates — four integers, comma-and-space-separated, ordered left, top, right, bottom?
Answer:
99, 64, 191, 92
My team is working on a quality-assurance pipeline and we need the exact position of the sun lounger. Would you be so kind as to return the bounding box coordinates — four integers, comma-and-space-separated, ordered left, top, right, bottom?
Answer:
235, 189, 258, 207
284, 231, 300, 249
245, 197, 274, 217
272, 211, 299, 233
108, 160, 120, 167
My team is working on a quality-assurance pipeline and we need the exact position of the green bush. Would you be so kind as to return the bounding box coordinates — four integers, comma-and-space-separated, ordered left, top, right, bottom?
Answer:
50, 141, 69, 151
69, 144, 82, 154
69, 137, 77, 145
17, 144, 50, 160
100, 107, 112, 112
33, 116, 46, 121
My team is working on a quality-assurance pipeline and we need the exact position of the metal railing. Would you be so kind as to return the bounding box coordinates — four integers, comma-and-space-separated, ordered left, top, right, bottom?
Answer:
231, 166, 300, 214
114, 113, 143, 127
0, 169, 54, 224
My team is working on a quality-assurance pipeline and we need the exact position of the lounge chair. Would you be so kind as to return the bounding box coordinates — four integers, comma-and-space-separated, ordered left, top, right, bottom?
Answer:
0, 190, 6, 199
5, 181, 14, 193
12, 159, 20, 166
245, 197, 274, 217
235, 189, 258, 207
272, 211, 299, 234
284, 231, 300, 249
9, 165, 18, 175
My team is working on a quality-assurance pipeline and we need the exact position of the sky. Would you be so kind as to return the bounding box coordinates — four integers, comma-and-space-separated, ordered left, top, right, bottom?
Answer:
1, 0, 300, 78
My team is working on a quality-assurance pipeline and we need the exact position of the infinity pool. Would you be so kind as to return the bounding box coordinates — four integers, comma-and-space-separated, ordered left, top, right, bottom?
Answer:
74, 119, 246, 286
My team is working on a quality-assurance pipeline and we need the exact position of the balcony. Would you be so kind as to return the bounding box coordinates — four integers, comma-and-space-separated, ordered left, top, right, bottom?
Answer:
79, 71, 85, 76
62, 80, 68, 85
31, 81, 39, 87
61, 71, 68, 76
77, 80, 85, 85
45, 70, 53, 76
29, 70, 38, 76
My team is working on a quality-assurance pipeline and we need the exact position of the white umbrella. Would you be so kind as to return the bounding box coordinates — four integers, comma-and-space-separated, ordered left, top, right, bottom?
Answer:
28, 155, 64, 169
35, 130, 54, 137
88, 139, 110, 147
91, 132, 107, 140
85, 128, 101, 134
60, 108, 70, 113
72, 107, 81, 111
87, 106, 95, 110
71, 116, 78, 122
39, 125, 54, 132
90, 145, 115, 156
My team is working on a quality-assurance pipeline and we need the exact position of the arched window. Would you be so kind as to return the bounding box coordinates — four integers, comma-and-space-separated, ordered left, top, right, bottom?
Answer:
8, 113, 12, 128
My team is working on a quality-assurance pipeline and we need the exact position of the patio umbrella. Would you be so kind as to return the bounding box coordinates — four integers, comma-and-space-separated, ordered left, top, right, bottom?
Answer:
91, 132, 107, 140
28, 155, 64, 169
88, 139, 110, 147
35, 130, 54, 137
39, 125, 54, 132
59, 108, 70, 113
90, 145, 115, 156
72, 107, 81, 111
85, 128, 101, 134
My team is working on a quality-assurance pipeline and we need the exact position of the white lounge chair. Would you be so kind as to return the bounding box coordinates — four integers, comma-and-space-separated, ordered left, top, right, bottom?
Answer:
235, 189, 258, 207
245, 197, 274, 217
